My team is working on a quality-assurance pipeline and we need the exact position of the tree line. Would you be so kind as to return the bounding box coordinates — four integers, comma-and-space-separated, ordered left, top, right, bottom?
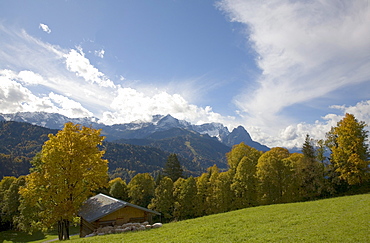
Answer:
0, 113, 369, 239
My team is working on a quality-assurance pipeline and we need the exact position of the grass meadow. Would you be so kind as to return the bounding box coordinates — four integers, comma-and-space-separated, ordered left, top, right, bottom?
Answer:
1, 193, 369, 242
75, 193, 370, 243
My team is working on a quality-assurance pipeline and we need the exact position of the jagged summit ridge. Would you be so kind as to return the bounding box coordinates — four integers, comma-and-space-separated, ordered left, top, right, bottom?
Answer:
156, 114, 190, 129
0, 112, 269, 151
192, 122, 230, 141
0, 112, 98, 129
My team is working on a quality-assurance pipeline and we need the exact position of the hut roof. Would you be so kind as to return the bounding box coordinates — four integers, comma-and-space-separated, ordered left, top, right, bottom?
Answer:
79, 193, 160, 223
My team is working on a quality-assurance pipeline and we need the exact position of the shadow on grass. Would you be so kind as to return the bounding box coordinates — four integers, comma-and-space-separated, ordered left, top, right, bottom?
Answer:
0, 227, 79, 243
0, 230, 46, 243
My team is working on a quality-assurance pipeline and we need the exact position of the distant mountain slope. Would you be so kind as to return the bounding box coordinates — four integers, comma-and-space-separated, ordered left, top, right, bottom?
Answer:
0, 121, 199, 180
0, 121, 58, 178
104, 142, 201, 179
115, 128, 230, 170
0, 112, 270, 151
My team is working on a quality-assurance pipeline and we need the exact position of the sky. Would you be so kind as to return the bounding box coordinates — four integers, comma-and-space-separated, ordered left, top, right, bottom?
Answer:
0, 0, 370, 148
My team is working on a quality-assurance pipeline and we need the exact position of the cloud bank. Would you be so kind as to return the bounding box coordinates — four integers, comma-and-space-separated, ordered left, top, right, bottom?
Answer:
2, 1, 370, 149
0, 24, 232, 127
218, 0, 370, 147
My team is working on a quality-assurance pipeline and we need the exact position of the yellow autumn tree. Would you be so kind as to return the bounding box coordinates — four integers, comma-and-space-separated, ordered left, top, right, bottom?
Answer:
20, 122, 108, 240
256, 147, 291, 205
326, 113, 369, 185
230, 144, 262, 209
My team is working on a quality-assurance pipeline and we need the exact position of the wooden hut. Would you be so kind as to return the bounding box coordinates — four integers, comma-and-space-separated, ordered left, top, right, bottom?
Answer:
79, 193, 160, 237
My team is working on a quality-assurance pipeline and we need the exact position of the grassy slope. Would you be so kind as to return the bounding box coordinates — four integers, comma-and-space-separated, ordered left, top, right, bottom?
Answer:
73, 193, 370, 243
1, 194, 368, 242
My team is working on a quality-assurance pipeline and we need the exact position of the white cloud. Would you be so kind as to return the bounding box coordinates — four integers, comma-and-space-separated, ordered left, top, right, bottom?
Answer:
218, 0, 370, 146
329, 100, 370, 127
39, 23, 51, 34
0, 70, 37, 113
100, 86, 234, 126
256, 100, 370, 148
18, 70, 46, 85
2, 9, 370, 149
48, 92, 93, 118
64, 47, 115, 88
0, 24, 235, 129
94, 49, 105, 58
0, 69, 93, 118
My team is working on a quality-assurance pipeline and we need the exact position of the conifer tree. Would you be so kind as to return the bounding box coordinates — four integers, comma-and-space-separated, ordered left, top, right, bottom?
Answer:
163, 154, 184, 182
316, 139, 327, 164
299, 135, 325, 200
302, 134, 316, 159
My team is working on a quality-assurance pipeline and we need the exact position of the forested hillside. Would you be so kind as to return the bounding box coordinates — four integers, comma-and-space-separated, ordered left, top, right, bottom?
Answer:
103, 142, 202, 180
115, 128, 230, 170
0, 121, 58, 178
0, 121, 226, 180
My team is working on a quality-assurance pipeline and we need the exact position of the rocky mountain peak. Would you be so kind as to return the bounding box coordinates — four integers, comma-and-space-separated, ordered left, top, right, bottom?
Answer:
0, 111, 269, 151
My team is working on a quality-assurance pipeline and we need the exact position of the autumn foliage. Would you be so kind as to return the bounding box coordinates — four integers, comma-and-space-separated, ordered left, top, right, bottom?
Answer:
0, 114, 369, 235
19, 122, 108, 240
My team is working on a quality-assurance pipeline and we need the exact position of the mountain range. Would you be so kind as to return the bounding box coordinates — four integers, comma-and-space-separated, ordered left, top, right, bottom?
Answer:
0, 112, 269, 180
0, 121, 196, 180
0, 112, 269, 151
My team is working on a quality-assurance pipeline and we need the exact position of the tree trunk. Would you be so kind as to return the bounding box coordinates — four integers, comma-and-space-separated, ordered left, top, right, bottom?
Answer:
57, 219, 70, 240
62, 219, 70, 240
57, 220, 63, 241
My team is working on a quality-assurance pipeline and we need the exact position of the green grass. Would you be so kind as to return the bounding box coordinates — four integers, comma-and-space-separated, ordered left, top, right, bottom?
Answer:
2, 194, 369, 242
74, 194, 370, 243
0, 227, 79, 243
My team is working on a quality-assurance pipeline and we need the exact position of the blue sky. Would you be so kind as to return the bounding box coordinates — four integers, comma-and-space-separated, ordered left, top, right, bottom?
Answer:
1, 0, 369, 148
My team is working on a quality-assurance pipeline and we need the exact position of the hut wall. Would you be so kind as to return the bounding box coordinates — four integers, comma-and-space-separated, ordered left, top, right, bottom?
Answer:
80, 218, 95, 237
80, 206, 157, 237
98, 206, 149, 225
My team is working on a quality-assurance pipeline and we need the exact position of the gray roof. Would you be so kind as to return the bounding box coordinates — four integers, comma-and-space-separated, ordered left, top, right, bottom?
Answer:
79, 193, 160, 223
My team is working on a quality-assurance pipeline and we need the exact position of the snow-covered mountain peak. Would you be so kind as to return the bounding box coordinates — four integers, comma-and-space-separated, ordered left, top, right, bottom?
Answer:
192, 122, 230, 142
156, 114, 190, 129
0, 111, 269, 151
